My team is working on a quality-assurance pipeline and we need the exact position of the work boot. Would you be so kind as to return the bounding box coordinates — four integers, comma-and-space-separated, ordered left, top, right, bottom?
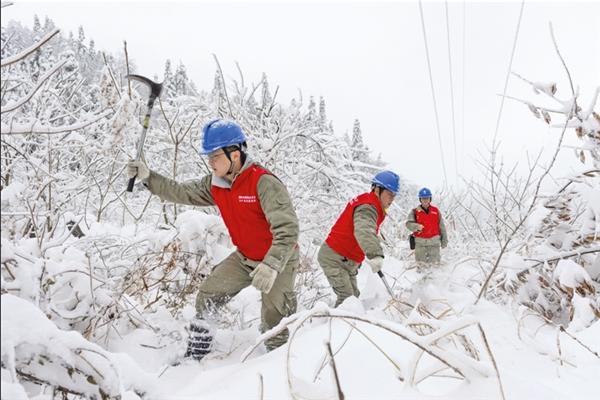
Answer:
184, 318, 213, 362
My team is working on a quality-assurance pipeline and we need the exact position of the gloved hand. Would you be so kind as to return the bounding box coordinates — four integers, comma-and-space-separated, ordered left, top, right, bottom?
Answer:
127, 160, 150, 180
415, 224, 424, 232
441, 241, 448, 249
366, 256, 384, 273
249, 263, 278, 294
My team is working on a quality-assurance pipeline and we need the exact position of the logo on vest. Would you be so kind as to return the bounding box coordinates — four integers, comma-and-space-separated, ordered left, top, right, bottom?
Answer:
238, 195, 257, 203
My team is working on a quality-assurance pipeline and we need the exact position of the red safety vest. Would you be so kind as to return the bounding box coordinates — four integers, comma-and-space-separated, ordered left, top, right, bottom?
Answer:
325, 192, 386, 263
211, 165, 273, 261
413, 205, 441, 239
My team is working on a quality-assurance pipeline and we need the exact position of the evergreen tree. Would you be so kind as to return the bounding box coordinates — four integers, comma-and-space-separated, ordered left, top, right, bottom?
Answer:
306, 96, 316, 121
351, 118, 364, 161
32, 15, 41, 36
43, 16, 56, 32
319, 96, 327, 127
77, 26, 86, 54
88, 39, 95, 56
163, 59, 178, 98
261, 73, 272, 113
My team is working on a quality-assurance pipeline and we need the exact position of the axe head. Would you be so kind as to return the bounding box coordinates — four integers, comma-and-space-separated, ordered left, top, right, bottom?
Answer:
126, 74, 163, 99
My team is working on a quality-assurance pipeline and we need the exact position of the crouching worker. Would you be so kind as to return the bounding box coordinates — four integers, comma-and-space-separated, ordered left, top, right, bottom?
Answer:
318, 171, 399, 307
127, 119, 299, 361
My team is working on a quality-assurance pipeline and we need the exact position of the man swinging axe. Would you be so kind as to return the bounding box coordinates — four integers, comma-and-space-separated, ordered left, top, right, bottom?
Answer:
127, 119, 299, 361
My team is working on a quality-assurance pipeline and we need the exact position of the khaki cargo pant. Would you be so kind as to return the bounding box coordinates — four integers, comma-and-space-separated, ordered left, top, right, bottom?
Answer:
414, 236, 441, 266
195, 249, 298, 351
318, 243, 361, 307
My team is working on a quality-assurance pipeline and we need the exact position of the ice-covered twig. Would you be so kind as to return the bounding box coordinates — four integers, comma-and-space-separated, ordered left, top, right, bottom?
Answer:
1, 28, 59, 67
522, 246, 600, 271
1, 109, 113, 135
1, 60, 67, 114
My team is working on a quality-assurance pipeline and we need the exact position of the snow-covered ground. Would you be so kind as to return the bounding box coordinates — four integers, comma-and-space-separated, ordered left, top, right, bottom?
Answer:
4, 248, 597, 399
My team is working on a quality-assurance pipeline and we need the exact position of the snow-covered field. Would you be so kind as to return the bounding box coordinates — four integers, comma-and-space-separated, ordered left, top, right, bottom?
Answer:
3, 243, 599, 399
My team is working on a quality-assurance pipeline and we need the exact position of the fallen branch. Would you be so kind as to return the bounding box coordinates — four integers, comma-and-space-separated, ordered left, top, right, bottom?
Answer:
478, 323, 506, 400
326, 341, 345, 400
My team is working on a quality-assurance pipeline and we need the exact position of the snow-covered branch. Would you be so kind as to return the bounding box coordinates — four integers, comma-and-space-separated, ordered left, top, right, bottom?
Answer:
0, 28, 60, 67
1, 60, 67, 114
1, 109, 113, 134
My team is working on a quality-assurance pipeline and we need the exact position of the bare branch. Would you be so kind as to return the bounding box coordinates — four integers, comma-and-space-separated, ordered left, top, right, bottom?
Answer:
478, 323, 506, 400
1, 109, 112, 135
1, 60, 67, 114
212, 53, 234, 118
325, 341, 345, 400
1, 28, 60, 67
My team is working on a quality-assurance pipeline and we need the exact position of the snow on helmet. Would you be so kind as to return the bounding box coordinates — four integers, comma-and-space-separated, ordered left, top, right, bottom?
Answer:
200, 119, 246, 155
372, 171, 400, 194
418, 187, 432, 199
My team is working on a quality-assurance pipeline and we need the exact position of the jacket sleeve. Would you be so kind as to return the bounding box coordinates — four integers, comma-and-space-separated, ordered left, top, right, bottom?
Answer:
353, 205, 384, 260
143, 170, 215, 207
439, 211, 448, 247
406, 208, 421, 232
256, 174, 299, 273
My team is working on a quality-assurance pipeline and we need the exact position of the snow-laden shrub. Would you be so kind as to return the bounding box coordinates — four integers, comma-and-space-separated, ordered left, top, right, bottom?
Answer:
495, 76, 600, 330
1, 294, 154, 399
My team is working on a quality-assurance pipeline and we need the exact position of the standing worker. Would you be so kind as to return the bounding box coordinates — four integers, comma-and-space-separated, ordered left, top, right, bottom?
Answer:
406, 187, 448, 267
318, 171, 400, 307
127, 119, 299, 361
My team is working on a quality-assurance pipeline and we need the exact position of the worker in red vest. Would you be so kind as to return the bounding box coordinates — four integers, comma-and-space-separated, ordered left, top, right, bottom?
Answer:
127, 119, 299, 361
406, 187, 448, 267
318, 171, 400, 307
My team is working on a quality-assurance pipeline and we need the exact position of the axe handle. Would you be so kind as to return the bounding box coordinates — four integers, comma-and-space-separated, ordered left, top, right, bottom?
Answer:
127, 95, 158, 192
377, 270, 395, 298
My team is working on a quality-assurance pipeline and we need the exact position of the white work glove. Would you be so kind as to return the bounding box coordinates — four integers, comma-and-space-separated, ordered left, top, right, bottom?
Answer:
415, 224, 424, 232
127, 159, 150, 180
249, 263, 278, 294
366, 256, 384, 273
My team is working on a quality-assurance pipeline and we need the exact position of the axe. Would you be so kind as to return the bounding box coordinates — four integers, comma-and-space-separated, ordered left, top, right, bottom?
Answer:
377, 270, 396, 299
126, 74, 163, 192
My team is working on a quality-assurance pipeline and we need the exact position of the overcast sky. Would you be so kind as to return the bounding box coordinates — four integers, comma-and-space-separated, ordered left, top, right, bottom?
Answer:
3, 0, 599, 192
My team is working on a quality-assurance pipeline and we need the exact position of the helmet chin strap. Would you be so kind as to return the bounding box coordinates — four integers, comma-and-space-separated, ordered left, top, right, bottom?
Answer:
224, 147, 244, 177
224, 149, 236, 176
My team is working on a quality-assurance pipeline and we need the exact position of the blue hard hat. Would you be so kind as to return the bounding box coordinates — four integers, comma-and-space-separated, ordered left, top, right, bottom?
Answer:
200, 119, 247, 154
372, 171, 400, 194
418, 187, 432, 198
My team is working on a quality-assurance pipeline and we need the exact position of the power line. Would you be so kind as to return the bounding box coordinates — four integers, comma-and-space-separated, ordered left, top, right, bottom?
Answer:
445, 1, 459, 178
418, 0, 449, 185
461, 1, 466, 172
492, 0, 525, 145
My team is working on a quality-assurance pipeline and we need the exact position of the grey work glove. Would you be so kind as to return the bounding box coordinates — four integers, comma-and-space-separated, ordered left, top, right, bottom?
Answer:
366, 256, 384, 273
249, 262, 278, 294
127, 160, 150, 180
414, 224, 424, 232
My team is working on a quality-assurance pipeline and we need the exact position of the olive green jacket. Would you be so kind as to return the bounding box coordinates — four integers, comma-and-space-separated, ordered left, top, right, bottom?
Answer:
353, 204, 384, 260
142, 158, 299, 272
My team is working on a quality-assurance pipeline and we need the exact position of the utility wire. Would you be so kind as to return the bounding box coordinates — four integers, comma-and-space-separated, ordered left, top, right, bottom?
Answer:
418, 0, 449, 185
461, 1, 466, 171
445, 1, 459, 178
492, 0, 525, 146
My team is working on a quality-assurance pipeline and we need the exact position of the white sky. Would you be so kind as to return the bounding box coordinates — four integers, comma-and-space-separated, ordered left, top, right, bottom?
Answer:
3, 0, 600, 192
